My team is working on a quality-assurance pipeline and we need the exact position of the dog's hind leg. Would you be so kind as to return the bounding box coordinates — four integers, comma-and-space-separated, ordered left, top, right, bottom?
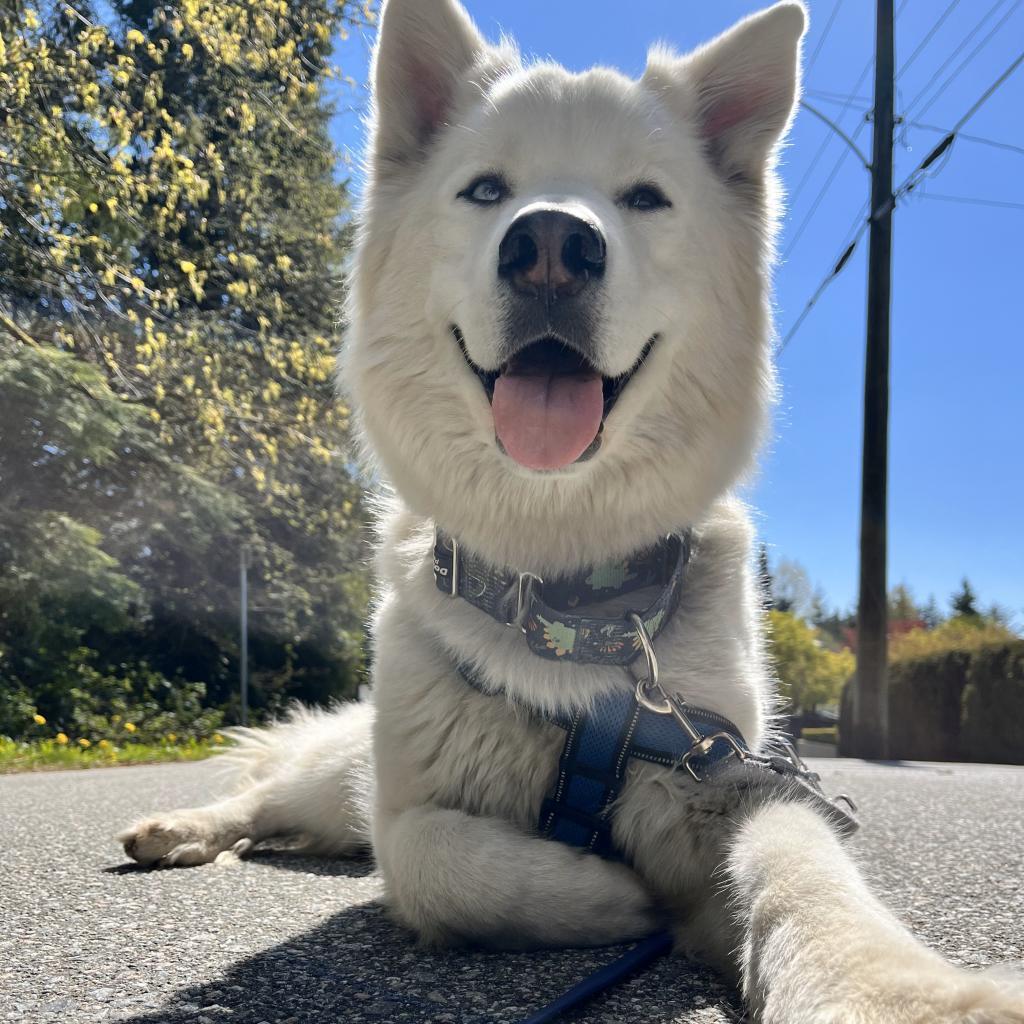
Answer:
119, 701, 374, 867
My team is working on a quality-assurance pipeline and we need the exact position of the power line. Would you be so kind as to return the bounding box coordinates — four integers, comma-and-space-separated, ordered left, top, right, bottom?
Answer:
779, 216, 867, 353
782, 48, 1024, 354
799, 101, 871, 168
895, 0, 962, 81
897, 48, 1024, 197
806, 0, 846, 75
785, 0, 913, 256
948, 48, 1024, 132
901, 0, 1016, 120
916, 192, 1024, 210
802, 89, 868, 108
783, 129, 868, 260
915, 0, 1023, 121
805, 88, 872, 107
906, 121, 1024, 158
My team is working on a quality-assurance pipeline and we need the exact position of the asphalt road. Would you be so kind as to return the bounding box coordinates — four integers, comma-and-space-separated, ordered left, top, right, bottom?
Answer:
2, 759, 1022, 1024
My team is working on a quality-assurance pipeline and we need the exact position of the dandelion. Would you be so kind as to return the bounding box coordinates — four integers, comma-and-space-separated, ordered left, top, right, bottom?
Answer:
78, 738, 91, 748
124, 722, 137, 733
98, 739, 110, 749
55, 733, 69, 745
32, 713, 46, 726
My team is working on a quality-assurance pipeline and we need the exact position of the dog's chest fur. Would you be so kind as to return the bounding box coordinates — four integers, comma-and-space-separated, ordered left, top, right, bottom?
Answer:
370, 498, 772, 842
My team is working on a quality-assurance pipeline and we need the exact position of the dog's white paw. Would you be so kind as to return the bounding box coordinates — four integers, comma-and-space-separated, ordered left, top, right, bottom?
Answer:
119, 810, 246, 867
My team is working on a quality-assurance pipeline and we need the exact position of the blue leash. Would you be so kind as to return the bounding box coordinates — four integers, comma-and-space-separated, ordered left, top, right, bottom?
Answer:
519, 930, 675, 1024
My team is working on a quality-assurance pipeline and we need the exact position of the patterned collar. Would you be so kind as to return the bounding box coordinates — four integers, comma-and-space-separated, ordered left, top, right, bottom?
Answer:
432, 530, 692, 664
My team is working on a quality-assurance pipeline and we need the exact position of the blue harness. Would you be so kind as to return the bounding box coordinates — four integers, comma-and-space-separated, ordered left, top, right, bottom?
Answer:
433, 529, 857, 1021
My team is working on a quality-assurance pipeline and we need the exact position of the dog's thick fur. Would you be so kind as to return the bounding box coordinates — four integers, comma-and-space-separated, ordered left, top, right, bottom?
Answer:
120, 2, 1024, 1020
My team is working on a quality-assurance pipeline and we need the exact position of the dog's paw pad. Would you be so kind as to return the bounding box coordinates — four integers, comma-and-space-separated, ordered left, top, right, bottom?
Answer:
118, 813, 221, 867
214, 838, 255, 867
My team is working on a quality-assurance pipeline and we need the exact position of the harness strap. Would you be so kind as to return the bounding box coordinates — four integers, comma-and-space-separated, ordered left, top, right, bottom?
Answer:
459, 663, 859, 854
434, 531, 692, 664
536, 689, 750, 856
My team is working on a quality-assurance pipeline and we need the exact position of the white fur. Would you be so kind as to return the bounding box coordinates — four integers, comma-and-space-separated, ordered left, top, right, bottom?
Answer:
120, 2, 1024, 1020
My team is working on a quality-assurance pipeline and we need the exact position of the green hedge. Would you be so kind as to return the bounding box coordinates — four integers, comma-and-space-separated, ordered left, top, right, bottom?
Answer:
841, 640, 1024, 763
961, 642, 1024, 764
887, 649, 972, 761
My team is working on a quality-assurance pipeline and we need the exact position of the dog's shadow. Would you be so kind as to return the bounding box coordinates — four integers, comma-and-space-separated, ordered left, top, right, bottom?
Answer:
112, 853, 745, 1024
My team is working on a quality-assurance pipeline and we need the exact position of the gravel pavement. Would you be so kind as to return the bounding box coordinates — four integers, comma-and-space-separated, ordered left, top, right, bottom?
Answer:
2, 758, 1022, 1024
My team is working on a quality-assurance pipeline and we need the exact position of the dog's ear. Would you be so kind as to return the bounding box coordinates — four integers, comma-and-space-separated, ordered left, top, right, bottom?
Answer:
370, 0, 488, 174
645, 2, 806, 185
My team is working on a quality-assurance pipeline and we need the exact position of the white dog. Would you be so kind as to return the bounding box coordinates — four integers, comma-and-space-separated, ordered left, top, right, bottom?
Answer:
120, 2, 1024, 1021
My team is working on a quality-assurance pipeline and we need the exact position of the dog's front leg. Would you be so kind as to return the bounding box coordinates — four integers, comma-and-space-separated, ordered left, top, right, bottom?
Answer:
375, 803, 661, 949
727, 802, 1024, 1024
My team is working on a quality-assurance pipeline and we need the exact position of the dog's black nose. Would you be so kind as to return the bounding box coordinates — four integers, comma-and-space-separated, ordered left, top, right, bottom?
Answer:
498, 210, 606, 301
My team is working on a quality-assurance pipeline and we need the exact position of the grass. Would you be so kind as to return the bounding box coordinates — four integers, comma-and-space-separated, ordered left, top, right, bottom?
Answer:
0, 736, 222, 773
801, 725, 839, 745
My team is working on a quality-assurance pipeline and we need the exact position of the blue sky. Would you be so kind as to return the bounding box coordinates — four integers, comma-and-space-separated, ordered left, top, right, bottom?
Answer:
328, 0, 1024, 622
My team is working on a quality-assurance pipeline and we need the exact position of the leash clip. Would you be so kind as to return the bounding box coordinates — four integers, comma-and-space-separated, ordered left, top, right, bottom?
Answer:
629, 611, 747, 783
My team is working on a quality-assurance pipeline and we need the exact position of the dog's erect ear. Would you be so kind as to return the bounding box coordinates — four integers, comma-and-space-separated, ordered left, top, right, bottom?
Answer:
370, 0, 488, 173
645, 2, 806, 184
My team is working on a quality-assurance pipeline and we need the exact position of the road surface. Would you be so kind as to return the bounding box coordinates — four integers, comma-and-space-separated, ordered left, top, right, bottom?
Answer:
2, 759, 1022, 1023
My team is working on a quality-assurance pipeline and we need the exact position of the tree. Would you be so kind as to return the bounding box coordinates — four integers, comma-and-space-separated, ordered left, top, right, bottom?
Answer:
773, 559, 813, 618
767, 610, 855, 714
1, 1, 377, 733
920, 595, 943, 630
757, 544, 774, 610
951, 578, 979, 619
888, 583, 919, 622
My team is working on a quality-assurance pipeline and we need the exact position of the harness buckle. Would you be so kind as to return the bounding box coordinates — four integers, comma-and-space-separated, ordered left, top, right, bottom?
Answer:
506, 572, 543, 630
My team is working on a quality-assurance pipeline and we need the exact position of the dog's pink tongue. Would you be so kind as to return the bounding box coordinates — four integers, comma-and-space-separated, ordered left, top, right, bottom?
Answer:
492, 370, 604, 470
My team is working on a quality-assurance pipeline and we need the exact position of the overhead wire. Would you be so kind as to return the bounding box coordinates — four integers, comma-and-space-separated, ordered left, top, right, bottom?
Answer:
894, 0, 962, 81
784, 0, 915, 260
916, 192, 1024, 210
901, 0, 1017, 120
779, 48, 1024, 354
906, 121, 1024, 158
805, 0, 846, 75
914, 0, 1023, 121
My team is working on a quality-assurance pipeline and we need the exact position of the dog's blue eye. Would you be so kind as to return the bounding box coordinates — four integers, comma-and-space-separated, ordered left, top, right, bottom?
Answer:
459, 176, 509, 205
621, 185, 671, 212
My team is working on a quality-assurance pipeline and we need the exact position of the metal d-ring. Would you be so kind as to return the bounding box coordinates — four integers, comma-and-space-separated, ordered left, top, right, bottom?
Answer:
447, 537, 460, 598
506, 572, 543, 630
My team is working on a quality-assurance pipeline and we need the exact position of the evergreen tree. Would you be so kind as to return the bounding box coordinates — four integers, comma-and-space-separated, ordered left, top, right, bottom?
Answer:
757, 544, 774, 610
951, 578, 979, 619
888, 583, 919, 622
920, 595, 943, 630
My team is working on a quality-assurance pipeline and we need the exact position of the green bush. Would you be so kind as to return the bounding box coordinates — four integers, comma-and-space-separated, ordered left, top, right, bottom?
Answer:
841, 640, 1024, 763
961, 641, 1024, 764
887, 649, 972, 761
891, 617, 1016, 662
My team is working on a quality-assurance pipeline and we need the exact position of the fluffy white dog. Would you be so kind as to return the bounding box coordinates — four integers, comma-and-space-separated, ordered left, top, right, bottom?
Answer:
120, 2, 1024, 1021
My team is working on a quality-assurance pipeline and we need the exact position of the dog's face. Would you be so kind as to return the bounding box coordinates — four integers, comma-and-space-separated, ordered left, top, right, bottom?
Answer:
344, 0, 805, 570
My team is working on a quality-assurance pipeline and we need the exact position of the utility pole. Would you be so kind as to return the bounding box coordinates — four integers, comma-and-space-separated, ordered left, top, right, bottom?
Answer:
239, 544, 250, 727
851, 0, 895, 759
